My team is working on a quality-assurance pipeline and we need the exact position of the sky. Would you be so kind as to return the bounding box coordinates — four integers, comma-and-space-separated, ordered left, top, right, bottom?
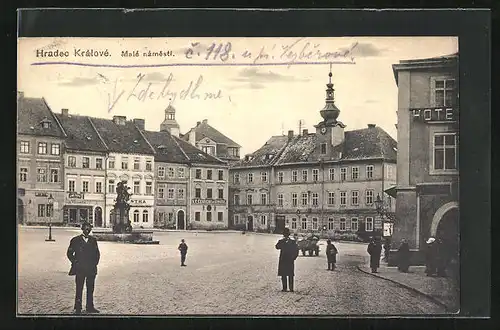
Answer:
18, 37, 458, 156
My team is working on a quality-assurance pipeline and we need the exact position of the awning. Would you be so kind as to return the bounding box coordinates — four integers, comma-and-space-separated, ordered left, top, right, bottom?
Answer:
384, 185, 397, 198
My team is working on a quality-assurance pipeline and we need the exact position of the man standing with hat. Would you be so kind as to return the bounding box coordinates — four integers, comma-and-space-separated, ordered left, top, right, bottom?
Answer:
275, 228, 299, 292
66, 222, 101, 314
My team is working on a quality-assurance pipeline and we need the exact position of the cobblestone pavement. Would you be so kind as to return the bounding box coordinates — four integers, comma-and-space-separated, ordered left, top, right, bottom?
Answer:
18, 228, 447, 315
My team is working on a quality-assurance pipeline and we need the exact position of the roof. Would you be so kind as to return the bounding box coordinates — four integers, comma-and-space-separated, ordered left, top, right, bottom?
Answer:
392, 52, 459, 84
232, 135, 289, 168
54, 114, 107, 153
17, 97, 65, 138
143, 130, 226, 165
272, 126, 397, 166
184, 121, 241, 148
89, 117, 155, 155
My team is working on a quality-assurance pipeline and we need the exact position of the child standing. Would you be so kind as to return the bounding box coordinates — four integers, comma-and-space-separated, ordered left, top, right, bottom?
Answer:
326, 239, 338, 271
178, 239, 188, 266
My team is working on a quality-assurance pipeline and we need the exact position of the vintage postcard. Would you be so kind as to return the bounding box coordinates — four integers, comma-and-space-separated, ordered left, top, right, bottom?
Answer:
17, 36, 460, 316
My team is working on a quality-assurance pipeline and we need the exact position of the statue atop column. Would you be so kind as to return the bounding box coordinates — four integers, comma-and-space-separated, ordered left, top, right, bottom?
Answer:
112, 181, 132, 234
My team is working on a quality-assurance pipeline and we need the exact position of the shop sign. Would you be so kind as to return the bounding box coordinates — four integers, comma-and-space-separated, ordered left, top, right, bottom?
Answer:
66, 199, 93, 205
411, 107, 457, 122
130, 199, 149, 204
192, 198, 226, 205
68, 192, 85, 199
35, 192, 48, 197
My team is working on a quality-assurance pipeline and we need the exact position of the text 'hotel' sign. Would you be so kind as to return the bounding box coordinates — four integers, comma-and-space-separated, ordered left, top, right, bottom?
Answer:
411, 107, 457, 122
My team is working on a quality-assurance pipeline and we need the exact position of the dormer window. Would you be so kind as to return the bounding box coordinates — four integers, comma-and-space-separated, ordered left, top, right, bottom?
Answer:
40, 118, 51, 129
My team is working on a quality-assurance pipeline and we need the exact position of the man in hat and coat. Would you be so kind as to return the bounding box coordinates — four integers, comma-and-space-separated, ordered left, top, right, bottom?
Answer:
326, 239, 338, 271
67, 222, 101, 314
367, 236, 382, 273
425, 237, 437, 276
275, 228, 299, 292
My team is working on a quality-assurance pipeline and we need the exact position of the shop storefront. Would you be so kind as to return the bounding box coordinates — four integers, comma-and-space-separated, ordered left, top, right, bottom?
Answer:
63, 192, 105, 227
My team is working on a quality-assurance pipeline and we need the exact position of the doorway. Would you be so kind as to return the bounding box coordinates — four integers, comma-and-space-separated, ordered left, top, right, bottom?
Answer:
177, 210, 185, 230
247, 215, 254, 232
275, 215, 285, 234
94, 207, 103, 227
17, 198, 24, 224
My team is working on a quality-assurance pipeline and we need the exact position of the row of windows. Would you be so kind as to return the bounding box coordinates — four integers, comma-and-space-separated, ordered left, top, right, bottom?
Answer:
108, 156, 153, 171
20, 141, 60, 155
233, 214, 267, 225
158, 187, 185, 200
194, 188, 225, 199
194, 169, 225, 181
193, 211, 224, 222
19, 167, 60, 183
158, 166, 186, 179
232, 216, 374, 231
67, 156, 104, 169
37, 204, 54, 217
132, 210, 150, 223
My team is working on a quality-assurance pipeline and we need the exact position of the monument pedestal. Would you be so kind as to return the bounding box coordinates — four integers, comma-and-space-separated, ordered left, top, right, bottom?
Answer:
93, 229, 159, 244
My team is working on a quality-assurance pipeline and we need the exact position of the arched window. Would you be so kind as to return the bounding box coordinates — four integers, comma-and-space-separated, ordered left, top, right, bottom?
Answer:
143, 210, 149, 222
133, 210, 140, 223
328, 218, 334, 230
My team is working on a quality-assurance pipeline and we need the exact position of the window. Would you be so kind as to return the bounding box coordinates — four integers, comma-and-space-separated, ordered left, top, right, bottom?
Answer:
234, 194, 240, 205
340, 167, 347, 181
108, 157, 115, 169
218, 170, 224, 181
229, 147, 240, 157
247, 194, 253, 205
95, 158, 103, 169
121, 157, 128, 170
261, 172, 268, 182
247, 173, 253, 183
178, 167, 185, 178
312, 169, 319, 182
312, 193, 319, 206
158, 186, 164, 198
433, 78, 455, 107
328, 192, 335, 206
302, 170, 308, 182
82, 181, 89, 193
434, 133, 458, 171
387, 165, 394, 180
37, 168, 47, 182
329, 168, 335, 181
301, 218, 307, 230
195, 169, 202, 179
328, 218, 334, 230
261, 193, 267, 205
351, 218, 358, 232
206, 188, 213, 199
50, 169, 59, 183
292, 171, 298, 182
108, 180, 115, 193
366, 217, 374, 231
82, 157, 90, 169
366, 165, 374, 179
292, 193, 298, 207
195, 188, 201, 198
143, 210, 149, 222
312, 218, 318, 230
301, 193, 308, 206
38, 142, 47, 154
46, 204, 53, 217
234, 214, 240, 224
95, 181, 102, 193
351, 167, 359, 180
37, 204, 45, 217
178, 188, 185, 200
320, 143, 327, 154
340, 218, 346, 231
168, 167, 175, 178
133, 210, 140, 222
218, 212, 224, 222
133, 181, 140, 194
291, 218, 297, 229
340, 191, 347, 206
206, 212, 212, 222
69, 180, 75, 192
234, 173, 240, 184
133, 158, 140, 170
146, 160, 152, 171
202, 146, 215, 155
351, 191, 359, 206
278, 172, 284, 183
218, 188, 224, 199
366, 190, 374, 205
277, 194, 283, 207
260, 215, 266, 225
20, 141, 30, 153
42, 121, 51, 129
168, 113, 175, 120
195, 212, 201, 221
145, 182, 152, 195
19, 168, 28, 182
168, 188, 175, 199
158, 166, 165, 178
207, 170, 213, 180
51, 143, 60, 155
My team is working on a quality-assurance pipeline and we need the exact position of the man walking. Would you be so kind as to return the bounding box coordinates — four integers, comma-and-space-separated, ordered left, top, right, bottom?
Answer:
275, 228, 299, 292
326, 239, 338, 271
67, 222, 100, 314
178, 239, 188, 266
367, 236, 382, 273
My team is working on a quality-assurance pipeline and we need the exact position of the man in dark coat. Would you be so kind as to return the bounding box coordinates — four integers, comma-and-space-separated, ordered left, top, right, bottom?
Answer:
425, 237, 437, 276
326, 239, 338, 271
178, 239, 188, 266
67, 222, 101, 314
275, 228, 299, 292
397, 238, 411, 272
367, 237, 382, 273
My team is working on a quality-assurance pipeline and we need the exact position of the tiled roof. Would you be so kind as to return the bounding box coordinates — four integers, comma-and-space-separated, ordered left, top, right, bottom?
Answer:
273, 126, 397, 166
184, 121, 241, 148
54, 114, 107, 152
89, 117, 154, 155
232, 135, 289, 168
17, 97, 65, 138
143, 130, 226, 165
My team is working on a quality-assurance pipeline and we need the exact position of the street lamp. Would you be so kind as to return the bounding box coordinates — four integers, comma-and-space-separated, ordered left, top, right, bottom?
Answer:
45, 194, 55, 242
374, 193, 396, 237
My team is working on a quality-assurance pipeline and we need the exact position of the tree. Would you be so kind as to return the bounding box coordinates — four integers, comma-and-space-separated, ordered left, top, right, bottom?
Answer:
113, 181, 132, 233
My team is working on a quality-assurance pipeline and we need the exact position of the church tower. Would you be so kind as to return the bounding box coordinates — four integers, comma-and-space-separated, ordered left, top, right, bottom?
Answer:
160, 104, 180, 137
314, 65, 346, 148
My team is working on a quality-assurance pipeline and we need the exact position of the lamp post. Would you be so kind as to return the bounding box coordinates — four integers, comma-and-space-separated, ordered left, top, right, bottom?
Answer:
374, 193, 395, 237
45, 194, 55, 242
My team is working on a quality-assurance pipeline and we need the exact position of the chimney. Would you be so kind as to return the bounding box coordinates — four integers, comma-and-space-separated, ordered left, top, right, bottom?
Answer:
367, 124, 376, 128
202, 119, 208, 124
62, 109, 69, 116
302, 129, 308, 135
189, 129, 196, 146
133, 118, 145, 130
287, 130, 294, 141
113, 115, 127, 125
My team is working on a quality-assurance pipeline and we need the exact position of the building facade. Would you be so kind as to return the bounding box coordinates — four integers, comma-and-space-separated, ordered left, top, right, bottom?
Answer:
17, 94, 66, 225
391, 53, 459, 264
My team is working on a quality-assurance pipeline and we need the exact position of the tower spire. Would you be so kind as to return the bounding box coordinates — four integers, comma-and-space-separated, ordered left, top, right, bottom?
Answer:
319, 63, 340, 123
